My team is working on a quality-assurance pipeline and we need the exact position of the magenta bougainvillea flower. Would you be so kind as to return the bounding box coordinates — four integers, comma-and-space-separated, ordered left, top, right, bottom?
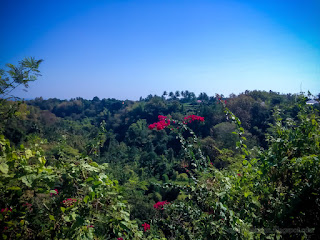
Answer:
62, 198, 77, 207
148, 115, 170, 130
50, 189, 59, 196
153, 200, 169, 210
22, 203, 32, 207
184, 115, 205, 123
1, 208, 12, 213
149, 115, 204, 131
22, 203, 33, 211
142, 222, 150, 232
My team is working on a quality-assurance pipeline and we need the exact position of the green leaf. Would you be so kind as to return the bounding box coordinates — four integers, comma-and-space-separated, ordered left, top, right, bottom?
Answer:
244, 192, 250, 198
252, 197, 261, 207
25, 149, 33, 159
49, 215, 55, 221
64, 216, 70, 222
90, 191, 95, 199
60, 207, 66, 213
21, 176, 32, 187
71, 212, 77, 220
86, 177, 94, 182
84, 195, 89, 204
0, 162, 9, 174
38, 156, 46, 165
243, 149, 249, 155
93, 180, 102, 186
7, 186, 21, 191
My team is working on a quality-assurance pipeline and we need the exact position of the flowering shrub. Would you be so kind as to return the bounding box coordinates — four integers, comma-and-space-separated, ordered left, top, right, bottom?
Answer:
142, 222, 150, 232
62, 198, 78, 207
148, 113, 208, 175
148, 114, 205, 131
0, 135, 143, 240
50, 189, 58, 196
183, 114, 204, 123
1, 208, 12, 213
148, 115, 171, 130
153, 200, 169, 209
22, 203, 33, 212
1, 77, 319, 240
148, 95, 320, 239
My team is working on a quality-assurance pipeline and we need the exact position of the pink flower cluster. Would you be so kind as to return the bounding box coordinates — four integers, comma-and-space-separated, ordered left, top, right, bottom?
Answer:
22, 202, 33, 211
117, 238, 123, 240
153, 200, 169, 210
148, 115, 171, 130
1, 208, 12, 213
87, 225, 94, 228
22, 202, 32, 207
184, 115, 205, 123
50, 189, 58, 196
62, 198, 77, 207
142, 222, 150, 232
148, 114, 204, 131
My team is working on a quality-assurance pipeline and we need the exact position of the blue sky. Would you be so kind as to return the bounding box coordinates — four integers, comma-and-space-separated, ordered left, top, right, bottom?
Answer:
1, 0, 319, 100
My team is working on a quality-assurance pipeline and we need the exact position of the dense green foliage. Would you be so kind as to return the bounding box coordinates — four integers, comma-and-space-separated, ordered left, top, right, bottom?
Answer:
1, 59, 320, 239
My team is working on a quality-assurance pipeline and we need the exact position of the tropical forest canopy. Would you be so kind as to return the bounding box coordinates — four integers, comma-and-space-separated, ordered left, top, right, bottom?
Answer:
1, 58, 320, 239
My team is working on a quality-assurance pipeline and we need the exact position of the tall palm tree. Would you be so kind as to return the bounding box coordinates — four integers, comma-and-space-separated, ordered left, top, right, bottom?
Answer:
169, 91, 174, 100
185, 90, 190, 100
162, 91, 167, 97
162, 91, 168, 100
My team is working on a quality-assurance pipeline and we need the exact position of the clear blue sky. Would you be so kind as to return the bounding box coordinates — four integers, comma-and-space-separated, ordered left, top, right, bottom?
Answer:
1, 0, 319, 100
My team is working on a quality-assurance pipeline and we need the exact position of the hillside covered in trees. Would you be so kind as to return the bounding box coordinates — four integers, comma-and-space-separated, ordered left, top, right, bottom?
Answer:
1, 59, 320, 239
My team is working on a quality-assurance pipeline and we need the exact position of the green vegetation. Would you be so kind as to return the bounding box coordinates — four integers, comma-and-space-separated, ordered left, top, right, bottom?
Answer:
1, 59, 320, 239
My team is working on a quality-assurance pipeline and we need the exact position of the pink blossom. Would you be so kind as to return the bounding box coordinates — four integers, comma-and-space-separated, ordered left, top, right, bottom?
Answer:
153, 200, 169, 210
184, 115, 204, 123
148, 115, 171, 130
62, 198, 77, 207
1, 208, 12, 213
50, 189, 58, 196
142, 223, 150, 232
